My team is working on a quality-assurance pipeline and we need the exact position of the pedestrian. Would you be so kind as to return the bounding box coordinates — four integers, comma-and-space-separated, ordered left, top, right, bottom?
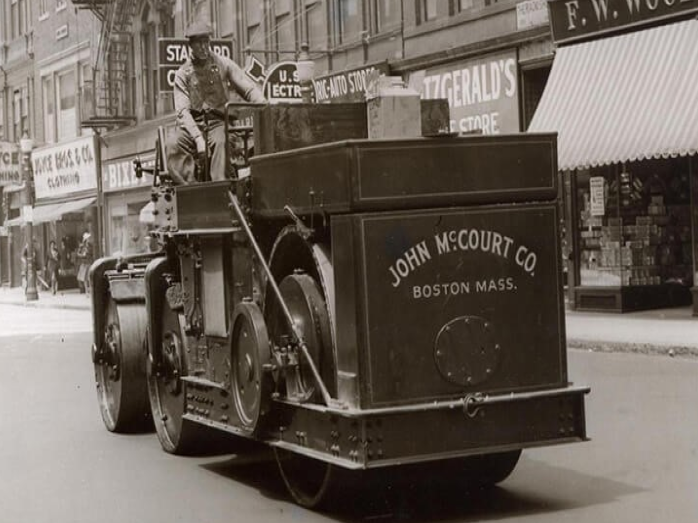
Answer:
76, 232, 93, 294
46, 240, 61, 295
167, 20, 265, 183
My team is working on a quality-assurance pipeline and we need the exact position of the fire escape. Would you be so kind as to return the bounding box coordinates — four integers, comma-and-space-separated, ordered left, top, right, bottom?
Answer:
71, 0, 138, 129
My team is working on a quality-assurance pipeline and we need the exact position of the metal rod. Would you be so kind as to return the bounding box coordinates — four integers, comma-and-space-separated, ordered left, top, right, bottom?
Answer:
227, 191, 334, 407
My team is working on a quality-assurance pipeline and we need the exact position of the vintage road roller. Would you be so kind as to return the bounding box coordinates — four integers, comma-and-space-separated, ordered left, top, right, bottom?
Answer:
90, 101, 589, 509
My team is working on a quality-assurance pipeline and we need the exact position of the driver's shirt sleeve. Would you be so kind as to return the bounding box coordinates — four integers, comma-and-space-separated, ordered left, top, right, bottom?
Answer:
173, 64, 203, 141
218, 55, 266, 103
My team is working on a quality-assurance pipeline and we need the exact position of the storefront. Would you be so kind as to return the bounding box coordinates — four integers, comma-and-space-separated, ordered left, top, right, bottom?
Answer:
0, 141, 22, 286
31, 135, 100, 290
103, 152, 156, 256
530, 3, 698, 312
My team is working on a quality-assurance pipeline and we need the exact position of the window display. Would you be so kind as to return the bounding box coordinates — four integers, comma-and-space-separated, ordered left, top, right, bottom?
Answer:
107, 196, 155, 256
576, 158, 691, 289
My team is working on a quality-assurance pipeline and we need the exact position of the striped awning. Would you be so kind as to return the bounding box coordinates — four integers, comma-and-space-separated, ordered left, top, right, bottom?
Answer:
529, 20, 698, 172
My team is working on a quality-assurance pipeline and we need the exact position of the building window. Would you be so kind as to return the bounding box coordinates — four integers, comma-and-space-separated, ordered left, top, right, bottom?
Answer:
456, 0, 474, 11
0, 95, 4, 141
140, 5, 159, 121
304, 0, 323, 51
12, 88, 29, 142
275, 14, 294, 57
246, 2, 263, 52
39, 0, 49, 20
419, 0, 438, 23
58, 71, 77, 141
376, 0, 400, 33
338, 0, 360, 44
43, 76, 56, 143
11, 0, 28, 39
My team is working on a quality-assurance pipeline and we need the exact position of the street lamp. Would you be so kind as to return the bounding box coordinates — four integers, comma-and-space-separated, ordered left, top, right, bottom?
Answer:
296, 43, 315, 104
20, 132, 38, 301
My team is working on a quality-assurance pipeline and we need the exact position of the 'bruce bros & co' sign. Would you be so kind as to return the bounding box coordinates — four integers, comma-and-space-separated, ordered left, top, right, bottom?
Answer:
158, 38, 234, 92
548, 0, 698, 44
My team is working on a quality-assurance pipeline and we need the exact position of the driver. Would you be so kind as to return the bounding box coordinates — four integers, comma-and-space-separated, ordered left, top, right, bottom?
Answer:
168, 21, 265, 182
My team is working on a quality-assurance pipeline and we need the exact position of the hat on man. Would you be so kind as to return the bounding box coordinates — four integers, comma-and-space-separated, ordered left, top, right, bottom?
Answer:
185, 20, 212, 40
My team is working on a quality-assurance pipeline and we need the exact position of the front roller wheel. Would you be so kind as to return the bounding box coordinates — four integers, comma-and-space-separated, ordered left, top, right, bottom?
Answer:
147, 303, 200, 454
93, 298, 151, 432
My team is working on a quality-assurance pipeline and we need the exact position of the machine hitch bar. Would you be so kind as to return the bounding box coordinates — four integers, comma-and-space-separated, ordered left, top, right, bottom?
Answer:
227, 190, 339, 408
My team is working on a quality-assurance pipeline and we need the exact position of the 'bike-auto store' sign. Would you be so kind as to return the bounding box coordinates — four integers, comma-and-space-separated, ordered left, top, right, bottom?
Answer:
32, 136, 98, 200
313, 62, 390, 103
103, 152, 156, 192
408, 50, 519, 135
158, 38, 234, 92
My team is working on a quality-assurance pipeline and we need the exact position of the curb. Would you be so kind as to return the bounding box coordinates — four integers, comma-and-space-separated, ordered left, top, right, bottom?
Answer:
568, 338, 698, 359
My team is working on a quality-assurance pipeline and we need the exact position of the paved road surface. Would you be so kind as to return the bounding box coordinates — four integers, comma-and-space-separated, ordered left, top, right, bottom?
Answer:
0, 305, 697, 522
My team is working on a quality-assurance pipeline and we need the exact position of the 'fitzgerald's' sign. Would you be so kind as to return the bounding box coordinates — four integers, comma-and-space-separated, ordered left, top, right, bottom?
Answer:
32, 136, 97, 200
549, 0, 698, 43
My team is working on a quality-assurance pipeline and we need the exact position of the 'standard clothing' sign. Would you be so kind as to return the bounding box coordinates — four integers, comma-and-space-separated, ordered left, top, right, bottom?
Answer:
103, 152, 156, 193
158, 38, 234, 92
409, 50, 519, 135
0, 142, 21, 187
548, 0, 698, 44
313, 62, 390, 103
32, 136, 98, 200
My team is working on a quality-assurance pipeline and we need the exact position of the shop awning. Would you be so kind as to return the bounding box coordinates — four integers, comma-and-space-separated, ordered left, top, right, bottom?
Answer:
529, 20, 698, 171
33, 196, 96, 224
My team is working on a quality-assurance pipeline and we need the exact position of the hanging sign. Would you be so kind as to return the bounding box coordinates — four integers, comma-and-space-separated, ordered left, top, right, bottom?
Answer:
0, 142, 21, 187
408, 49, 519, 135
32, 136, 98, 200
158, 38, 234, 92
262, 61, 304, 103
589, 176, 606, 216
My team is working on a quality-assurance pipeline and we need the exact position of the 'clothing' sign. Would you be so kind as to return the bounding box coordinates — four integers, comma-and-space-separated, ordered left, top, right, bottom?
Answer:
32, 136, 98, 200
0, 142, 21, 187
409, 50, 520, 135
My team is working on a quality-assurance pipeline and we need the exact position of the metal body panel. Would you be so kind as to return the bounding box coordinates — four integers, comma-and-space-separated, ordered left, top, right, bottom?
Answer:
332, 203, 566, 408
251, 134, 557, 217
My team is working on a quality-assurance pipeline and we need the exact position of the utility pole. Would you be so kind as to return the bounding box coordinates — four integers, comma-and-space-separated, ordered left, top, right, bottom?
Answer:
20, 133, 37, 301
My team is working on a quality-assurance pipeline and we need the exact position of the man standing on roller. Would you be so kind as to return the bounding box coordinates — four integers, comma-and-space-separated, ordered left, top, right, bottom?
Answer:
169, 21, 265, 182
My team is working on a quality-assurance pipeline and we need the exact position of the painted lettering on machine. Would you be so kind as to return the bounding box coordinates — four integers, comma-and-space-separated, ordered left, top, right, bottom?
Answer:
549, 0, 698, 44
32, 136, 98, 200
387, 228, 539, 299
408, 50, 519, 135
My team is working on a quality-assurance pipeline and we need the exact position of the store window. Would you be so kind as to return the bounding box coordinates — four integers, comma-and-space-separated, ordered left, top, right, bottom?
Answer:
522, 66, 551, 130
338, 0, 360, 44
575, 158, 692, 289
108, 197, 155, 256
58, 71, 77, 141
375, 0, 400, 33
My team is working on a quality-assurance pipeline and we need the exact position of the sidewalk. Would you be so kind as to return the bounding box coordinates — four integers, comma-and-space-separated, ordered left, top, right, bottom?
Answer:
1, 285, 697, 357
0, 286, 91, 311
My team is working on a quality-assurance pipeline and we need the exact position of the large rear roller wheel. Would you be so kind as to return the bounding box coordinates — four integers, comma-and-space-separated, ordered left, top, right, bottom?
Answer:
274, 449, 347, 509
147, 302, 199, 454
93, 298, 151, 432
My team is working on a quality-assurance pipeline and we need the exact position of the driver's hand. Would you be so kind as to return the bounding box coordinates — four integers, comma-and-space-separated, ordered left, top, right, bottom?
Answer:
195, 135, 206, 155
